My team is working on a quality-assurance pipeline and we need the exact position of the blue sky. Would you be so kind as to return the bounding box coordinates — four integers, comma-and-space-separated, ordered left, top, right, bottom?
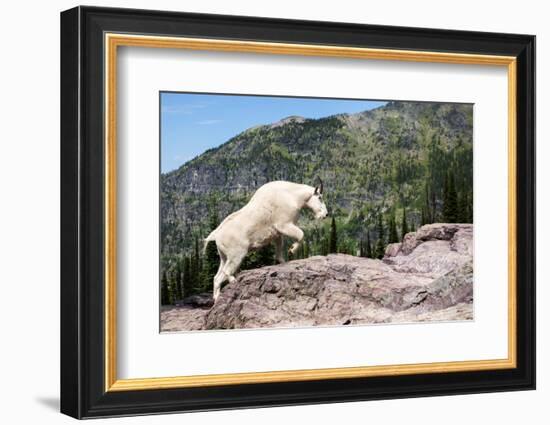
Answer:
160, 92, 386, 173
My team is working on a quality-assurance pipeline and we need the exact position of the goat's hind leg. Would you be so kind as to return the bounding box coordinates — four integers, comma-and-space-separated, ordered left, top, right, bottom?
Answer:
213, 249, 246, 303
221, 250, 246, 285
212, 250, 226, 302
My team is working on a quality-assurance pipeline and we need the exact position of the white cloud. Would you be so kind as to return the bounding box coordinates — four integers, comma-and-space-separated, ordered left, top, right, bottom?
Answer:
197, 119, 223, 125
161, 101, 212, 115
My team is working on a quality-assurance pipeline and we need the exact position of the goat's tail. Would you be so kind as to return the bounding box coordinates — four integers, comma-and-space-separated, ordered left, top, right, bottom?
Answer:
202, 230, 217, 255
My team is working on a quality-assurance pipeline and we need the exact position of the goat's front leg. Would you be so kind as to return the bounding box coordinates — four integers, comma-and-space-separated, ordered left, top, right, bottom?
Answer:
275, 223, 304, 256
274, 234, 285, 263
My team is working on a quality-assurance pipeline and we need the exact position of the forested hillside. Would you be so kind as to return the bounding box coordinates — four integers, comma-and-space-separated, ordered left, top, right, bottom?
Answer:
160, 101, 473, 303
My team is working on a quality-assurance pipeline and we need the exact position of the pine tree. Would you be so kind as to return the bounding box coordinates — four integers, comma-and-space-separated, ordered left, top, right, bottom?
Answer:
366, 232, 372, 258
443, 172, 450, 220
423, 182, 432, 224
466, 191, 473, 223
169, 278, 179, 304
295, 240, 304, 260
321, 234, 329, 256
182, 256, 192, 298
449, 173, 458, 221
161, 271, 171, 305
375, 214, 385, 259
443, 170, 458, 222
401, 208, 409, 239
431, 186, 437, 222
189, 235, 200, 293
457, 189, 468, 223
256, 244, 275, 266
329, 216, 338, 253
388, 211, 399, 244
174, 261, 183, 300
195, 235, 202, 276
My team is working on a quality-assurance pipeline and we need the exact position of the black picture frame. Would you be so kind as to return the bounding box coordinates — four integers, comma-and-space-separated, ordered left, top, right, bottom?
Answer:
60, 5, 535, 419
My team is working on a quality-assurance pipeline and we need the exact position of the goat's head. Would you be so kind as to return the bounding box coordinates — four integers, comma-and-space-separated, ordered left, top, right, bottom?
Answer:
306, 178, 328, 220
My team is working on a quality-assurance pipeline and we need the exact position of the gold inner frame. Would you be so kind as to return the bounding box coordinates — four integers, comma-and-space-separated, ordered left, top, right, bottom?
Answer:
104, 33, 517, 392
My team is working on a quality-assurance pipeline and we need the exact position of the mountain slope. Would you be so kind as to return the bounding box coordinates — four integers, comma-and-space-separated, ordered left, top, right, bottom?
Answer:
160, 100, 473, 264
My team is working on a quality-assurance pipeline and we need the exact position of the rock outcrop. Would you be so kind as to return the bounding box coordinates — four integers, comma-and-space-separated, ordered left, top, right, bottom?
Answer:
160, 223, 473, 332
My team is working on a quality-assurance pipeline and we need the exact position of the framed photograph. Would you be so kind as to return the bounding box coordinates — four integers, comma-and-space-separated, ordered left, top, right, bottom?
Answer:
60, 6, 535, 419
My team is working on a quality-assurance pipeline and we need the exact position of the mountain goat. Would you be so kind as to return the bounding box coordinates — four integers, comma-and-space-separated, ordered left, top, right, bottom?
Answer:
203, 179, 328, 302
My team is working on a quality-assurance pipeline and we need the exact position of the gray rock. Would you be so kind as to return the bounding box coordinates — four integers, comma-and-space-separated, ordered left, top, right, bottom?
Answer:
175, 292, 214, 308
389, 302, 473, 323
398, 223, 472, 256
160, 306, 208, 331
385, 242, 402, 257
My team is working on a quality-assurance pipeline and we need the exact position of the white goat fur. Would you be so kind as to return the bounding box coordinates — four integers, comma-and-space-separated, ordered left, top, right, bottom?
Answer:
203, 180, 328, 301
